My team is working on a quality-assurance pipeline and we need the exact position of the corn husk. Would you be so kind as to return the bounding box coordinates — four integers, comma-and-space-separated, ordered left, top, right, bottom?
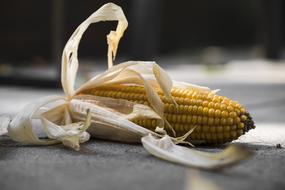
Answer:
1, 3, 252, 169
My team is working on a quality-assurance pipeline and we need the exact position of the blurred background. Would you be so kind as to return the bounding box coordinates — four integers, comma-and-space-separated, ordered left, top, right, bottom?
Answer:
0, 0, 284, 87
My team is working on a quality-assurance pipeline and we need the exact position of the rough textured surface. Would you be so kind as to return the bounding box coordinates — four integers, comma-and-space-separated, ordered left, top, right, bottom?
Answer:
0, 84, 285, 190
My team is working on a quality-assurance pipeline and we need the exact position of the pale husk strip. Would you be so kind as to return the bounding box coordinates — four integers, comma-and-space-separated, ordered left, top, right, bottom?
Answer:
61, 3, 128, 98
41, 110, 91, 151
8, 95, 63, 145
70, 97, 159, 137
142, 134, 252, 170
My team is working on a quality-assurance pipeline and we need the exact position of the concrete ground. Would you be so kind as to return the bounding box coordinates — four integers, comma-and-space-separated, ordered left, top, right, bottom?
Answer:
0, 63, 285, 190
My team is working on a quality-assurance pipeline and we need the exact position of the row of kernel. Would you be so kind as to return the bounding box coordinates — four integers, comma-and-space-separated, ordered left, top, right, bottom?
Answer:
131, 119, 158, 129
164, 103, 239, 117
189, 130, 242, 141
165, 113, 242, 126
90, 90, 148, 101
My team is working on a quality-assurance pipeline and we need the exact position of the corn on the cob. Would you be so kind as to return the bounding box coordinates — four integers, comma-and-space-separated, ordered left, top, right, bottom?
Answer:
81, 84, 255, 144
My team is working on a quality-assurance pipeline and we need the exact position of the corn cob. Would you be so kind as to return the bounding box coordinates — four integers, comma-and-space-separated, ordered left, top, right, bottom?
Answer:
81, 84, 255, 144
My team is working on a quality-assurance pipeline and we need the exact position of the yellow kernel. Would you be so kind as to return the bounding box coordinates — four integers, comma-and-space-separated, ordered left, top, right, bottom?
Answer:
228, 102, 235, 107
186, 91, 193, 97
165, 114, 170, 121
223, 126, 230, 132
184, 105, 189, 113
202, 101, 208, 107
208, 93, 214, 99
227, 118, 234, 125
180, 98, 186, 104
227, 106, 234, 112
229, 112, 237, 118
208, 118, 214, 125
194, 133, 199, 139
179, 124, 185, 131
220, 104, 227, 110
208, 102, 215, 108
203, 107, 209, 116
235, 109, 240, 115
224, 132, 230, 139
171, 115, 177, 123
238, 122, 245, 129
181, 91, 188, 97
241, 115, 247, 121
206, 133, 211, 140
212, 135, 217, 142
142, 120, 147, 126
151, 120, 157, 127
198, 106, 203, 115
214, 103, 220, 109
196, 94, 201, 99
179, 105, 184, 113
181, 115, 187, 123
197, 100, 203, 106
232, 125, 237, 130
234, 117, 241, 124
221, 118, 227, 125
105, 91, 111, 97
214, 118, 220, 125
210, 126, 216, 133
215, 110, 221, 117
203, 125, 210, 132
109, 91, 115, 97
114, 91, 121, 97
221, 111, 229, 118
177, 115, 182, 123
184, 98, 191, 105
216, 126, 223, 133
186, 115, 192, 123
139, 94, 145, 100
192, 116, 198, 124
213, 95, 221, 102
202, 116, 208, 124
187, 106, 193, 113
208, 109, 215, 117
191, 91, 197, 97
173, 124, 179, 131
240, 108, 246, 114
237, 130, 244, 136
146, 120, 152, 127
217, 133, 223, 139
189, 98, 195, 104
195, 125, 201, 132
234, 102, 242, 109
192, 106, 198, 114
230, 131, 237, 139
202, 94, 208, 100
197, 116, 203, 124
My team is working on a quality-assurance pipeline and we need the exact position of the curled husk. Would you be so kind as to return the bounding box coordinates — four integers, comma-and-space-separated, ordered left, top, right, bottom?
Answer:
2, 3, 252, 169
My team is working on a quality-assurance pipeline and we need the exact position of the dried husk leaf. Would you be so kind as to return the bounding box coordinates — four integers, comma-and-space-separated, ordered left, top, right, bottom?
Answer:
61, 2, 128, 98
0, 3, 253, 169
142, 134, 252, 169
7, 95, 63, 145
41, 109, 91, 151
70, 96, 160, 142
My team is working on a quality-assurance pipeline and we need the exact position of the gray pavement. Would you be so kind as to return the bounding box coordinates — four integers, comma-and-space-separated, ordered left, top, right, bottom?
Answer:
0, 83, 285, 190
